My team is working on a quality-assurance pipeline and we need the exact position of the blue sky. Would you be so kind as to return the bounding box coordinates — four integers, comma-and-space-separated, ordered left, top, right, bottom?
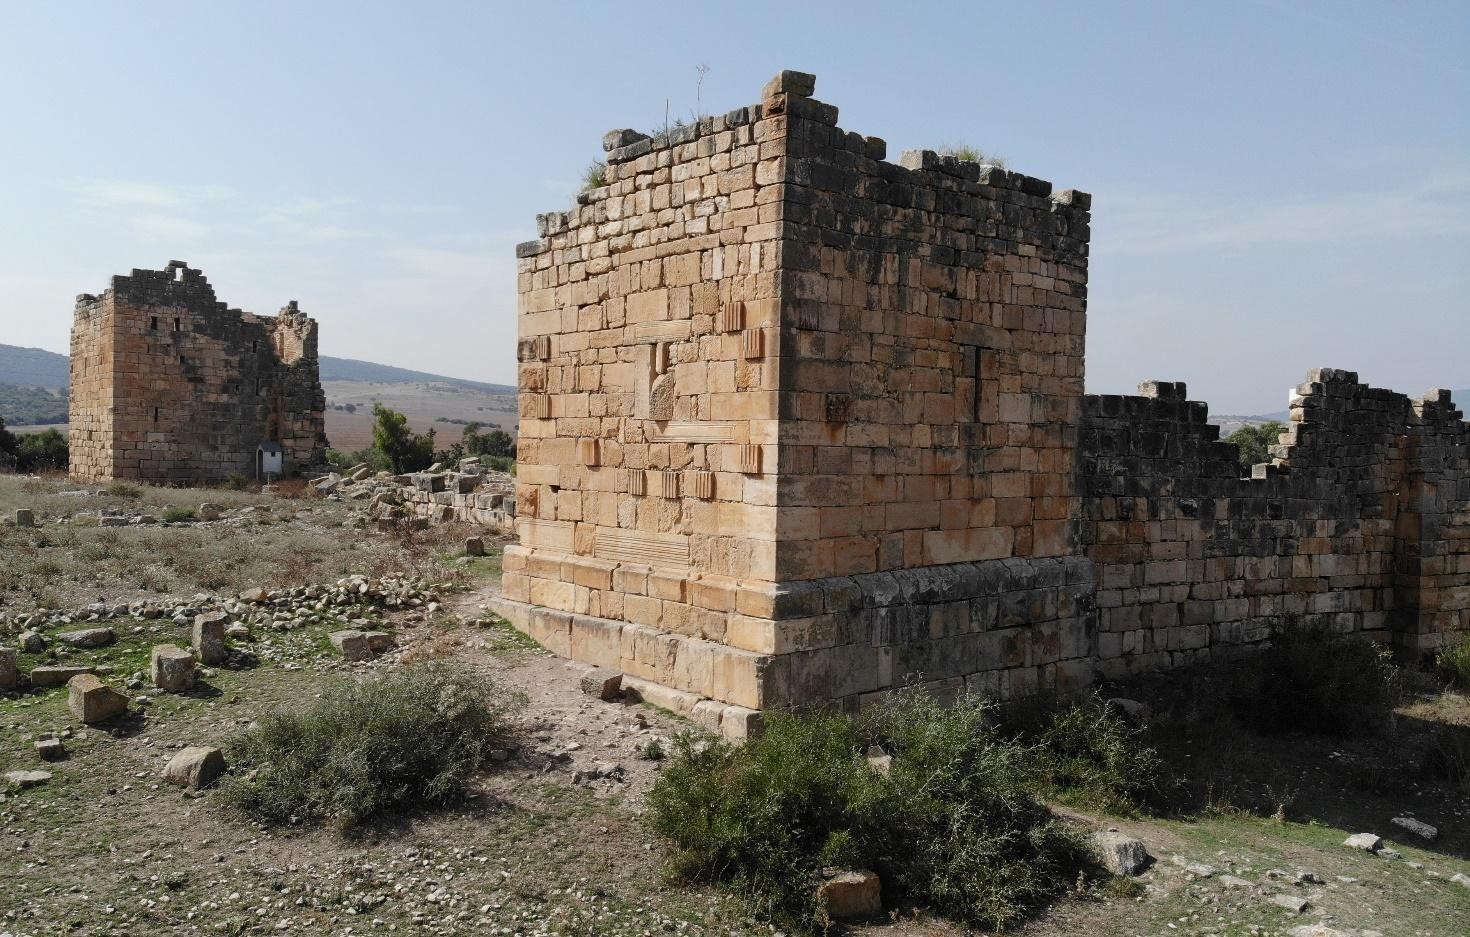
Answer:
0, 0, 1465, 413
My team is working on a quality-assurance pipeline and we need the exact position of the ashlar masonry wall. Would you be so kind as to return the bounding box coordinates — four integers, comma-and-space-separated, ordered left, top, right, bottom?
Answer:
70, 262, 327, 483
495, 70, 1469, 731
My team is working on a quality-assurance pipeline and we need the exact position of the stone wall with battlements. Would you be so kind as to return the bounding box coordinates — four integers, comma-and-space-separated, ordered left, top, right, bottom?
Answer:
69, 261, 327, 483
493, 70, 1469, 729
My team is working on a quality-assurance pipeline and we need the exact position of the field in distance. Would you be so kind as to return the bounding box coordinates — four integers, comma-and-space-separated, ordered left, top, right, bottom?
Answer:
324, 380, 517, 452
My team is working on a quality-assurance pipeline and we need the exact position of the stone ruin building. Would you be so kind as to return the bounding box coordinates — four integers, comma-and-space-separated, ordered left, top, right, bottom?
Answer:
491, 71, 1470, 734
69, 261, 327, 483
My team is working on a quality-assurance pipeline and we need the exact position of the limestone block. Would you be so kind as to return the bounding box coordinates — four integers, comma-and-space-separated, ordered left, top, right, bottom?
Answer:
198, 502, 222, 520
464, 536, 485, 556
31, 665, 95, 687
816, 870, 881, 921
162, 746, 227, 789
14, 508, 34, 527
687, 470, 715, 500
626, 469, 647, 496
151, 644, 196, 692
739, 444, 763, 474
58, 628, 115, 648
192, 611, 230, 665
67, 674, 129, 724
0, 647, 15, 691
365, 631, 394, 653
1092, 831, 1152, 876
579, 666, 623, 700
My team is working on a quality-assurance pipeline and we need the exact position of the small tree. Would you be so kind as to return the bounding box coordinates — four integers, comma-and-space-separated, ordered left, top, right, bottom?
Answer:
0, 415, 17, 470
371, 403, 435, 473
1227, 420, 1286, 471
16, 429, 68, 472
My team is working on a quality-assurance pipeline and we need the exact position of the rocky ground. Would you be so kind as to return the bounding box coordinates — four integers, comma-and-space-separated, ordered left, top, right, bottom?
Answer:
1, 473, 1467, 937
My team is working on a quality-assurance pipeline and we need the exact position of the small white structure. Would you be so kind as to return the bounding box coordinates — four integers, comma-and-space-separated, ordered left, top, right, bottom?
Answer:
255, 442, 283, 480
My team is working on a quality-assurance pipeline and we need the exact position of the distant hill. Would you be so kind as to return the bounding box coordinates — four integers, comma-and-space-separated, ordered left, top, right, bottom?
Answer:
318, 356, 514, 394
0, 343, 69, 389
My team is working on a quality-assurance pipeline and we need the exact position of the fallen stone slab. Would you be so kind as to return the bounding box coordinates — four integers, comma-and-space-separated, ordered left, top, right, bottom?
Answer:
816, 870, 882, 921
464, 536, 485, 557
35, 738, 65, 761
99, 515, 129, 527
1343, 832, 1383, 852
0, 647, 15, 691
1289, 926, 1351, 937
192, 611, 229, 665
57, 627, 116, 648
15, 508, 34, 527
31, 665, 96, 687
239, 587, 268, 603
150, 644, 196, 692
364, 631, 394, 654
1170, 855, 1216, 878
579, 666, 622, 701
67, 673, 129, 724
18, 630, 46, 652
1390, 816, 1438, 841
4, 769, 52, 789
1218, 875, 1252, 889
198, 502, 222, 521
161, 746, 227, 789
1452, 872, 1470, 888
1093, 830, 1152, 876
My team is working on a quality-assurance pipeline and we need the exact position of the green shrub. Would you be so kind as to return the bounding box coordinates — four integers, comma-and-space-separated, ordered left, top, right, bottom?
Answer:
162, 506, 195, 523
649, 691, 1088, 933
224, 473, 250, 491
1224, 624, 1401, 736
106, 482, 142, 499
219, 664, 514, 829
1420, 728, 1470, 791
1011, 697, 1164, 814
937, 144, 1007, 168
582, 159, 607, 191
1436, 636, 1470, 688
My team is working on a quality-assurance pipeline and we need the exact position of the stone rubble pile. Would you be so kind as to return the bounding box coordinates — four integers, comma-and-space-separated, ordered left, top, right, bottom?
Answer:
311, 458, 515, 532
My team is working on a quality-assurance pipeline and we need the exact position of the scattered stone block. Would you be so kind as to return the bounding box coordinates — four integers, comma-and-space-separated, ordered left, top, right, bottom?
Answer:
1452, 872, 1470, 888
57, 628, 116, 648
15, 508, 34, 527
161, 746, 227, 789
0, 647, 15, 691
4, 769, 52, 789
816, 870, 882, 921
1218, 875, 1252, 888
330, 630, 373, 661
1389, 816, 1437, 841
31, 665, 95, 687
464, 536, 485, 557
35, 738, 65, 761
198, 502, 222, 521
1170, 855, 1215, 878
192, 611, 230, 665
99, 515, 129, 527
579, 666, 622, 701
67, 673, 129, 724
239, 587, 268, 603
1267, 893, 1308, 914
364, 631, 394, 653
225, 623, 251, 640
1105, 697, 1151, 722
1343, 832, 1383, 852
18, 630, 46, 652
150, 644, 196, 692
1093, 831, 1152, 876
1289, 925, 1350, 937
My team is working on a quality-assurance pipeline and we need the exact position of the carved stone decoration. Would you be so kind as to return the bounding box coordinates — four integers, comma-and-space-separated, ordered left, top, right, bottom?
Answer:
742, 329, 764, 359
518, 336, 551, 361
739, 443, 763, 475
649, 373, 676, 421
578, 438, 599, 467
687, 470, 715, 500
654, 342, 670, 375
525, 394, 552, 419
522, 364, 547, 392
650, 470, 679, 499
718, 301, 744, 334
626, 468, 646, 495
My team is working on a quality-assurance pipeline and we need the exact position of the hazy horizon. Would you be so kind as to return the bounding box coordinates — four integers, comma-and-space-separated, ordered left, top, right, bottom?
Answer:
1, 1, 1466, 413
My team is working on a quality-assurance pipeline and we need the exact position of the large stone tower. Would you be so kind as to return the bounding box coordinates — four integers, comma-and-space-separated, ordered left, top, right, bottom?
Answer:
494, 71, 1095, 727
69, 261, 327, 483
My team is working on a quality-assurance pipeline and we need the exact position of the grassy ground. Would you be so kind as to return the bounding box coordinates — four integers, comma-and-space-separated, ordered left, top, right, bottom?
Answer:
2, 472, 1467, 936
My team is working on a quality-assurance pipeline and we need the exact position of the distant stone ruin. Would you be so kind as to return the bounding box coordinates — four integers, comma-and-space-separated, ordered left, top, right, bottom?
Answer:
69, 261, 326, 483
491, 71, 1469, 723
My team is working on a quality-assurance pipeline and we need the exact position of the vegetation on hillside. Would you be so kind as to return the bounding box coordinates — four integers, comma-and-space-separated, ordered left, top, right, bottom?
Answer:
371, 403, 436, 474
0, 381, 67, 425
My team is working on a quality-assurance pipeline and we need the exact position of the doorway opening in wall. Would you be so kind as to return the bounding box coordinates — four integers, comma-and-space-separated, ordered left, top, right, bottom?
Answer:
149, 316, 158, 331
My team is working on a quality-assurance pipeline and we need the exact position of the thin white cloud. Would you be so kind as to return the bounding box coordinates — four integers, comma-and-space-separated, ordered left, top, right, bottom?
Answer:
70, 178, 235, 209
1101, 168, 1470, 255
130, 213, 208, 240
